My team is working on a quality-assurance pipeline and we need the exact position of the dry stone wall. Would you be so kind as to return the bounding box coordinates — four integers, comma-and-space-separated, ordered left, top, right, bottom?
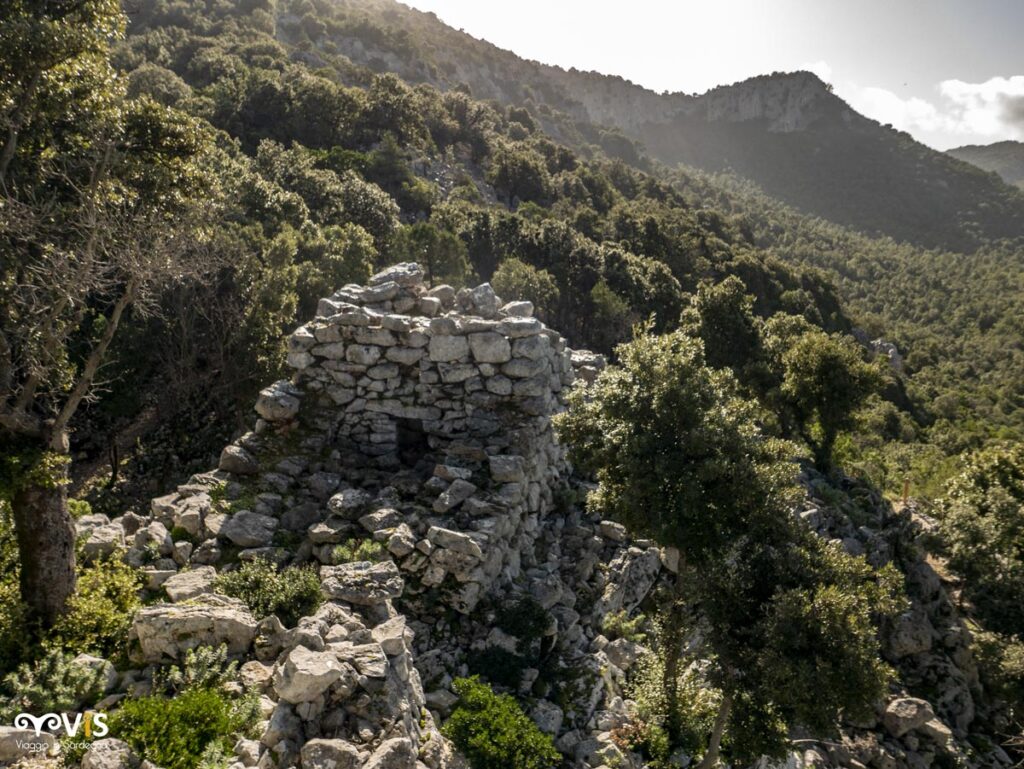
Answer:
243, 261, 599, 613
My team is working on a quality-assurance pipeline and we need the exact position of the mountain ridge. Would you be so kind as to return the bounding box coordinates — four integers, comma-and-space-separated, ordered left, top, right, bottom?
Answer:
323, 0, 1024, 251
947, 140, 1024, 188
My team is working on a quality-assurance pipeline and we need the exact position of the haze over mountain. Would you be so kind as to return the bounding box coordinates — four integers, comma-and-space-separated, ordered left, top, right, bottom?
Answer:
323, 0, 1024, 252
948, 140, 1024, 188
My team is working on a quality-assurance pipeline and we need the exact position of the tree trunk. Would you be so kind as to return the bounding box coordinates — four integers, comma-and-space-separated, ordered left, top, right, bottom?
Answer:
814, 425, 838, 471
697, 694, 732, 769
663, 568, 688, 740
11, 442, 77, 629
106, 434, 119, 489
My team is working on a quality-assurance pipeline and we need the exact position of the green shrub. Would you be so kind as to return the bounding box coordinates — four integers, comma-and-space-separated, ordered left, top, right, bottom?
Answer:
0, 579, 28, 674
110, 687, 257, 769
153, 644, 238, 695
627, 651, 720, 757
60, 734, 91, 766
491, 258, 560, 322
497, 597, 552, 647
67, 499, 93, 519
442, 677, 560, 769
331, 538, 386, 564
496, 596, 550, 656
213, 558, 322, 627
49, 556, 144, 659
170, 525, 198, 544
602, 610, 647, 643
0, 649, 106, 721
611, 720, 671, 767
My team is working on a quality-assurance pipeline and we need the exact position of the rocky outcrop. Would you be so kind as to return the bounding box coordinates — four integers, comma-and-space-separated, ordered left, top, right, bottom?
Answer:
789, 470, 1010, 769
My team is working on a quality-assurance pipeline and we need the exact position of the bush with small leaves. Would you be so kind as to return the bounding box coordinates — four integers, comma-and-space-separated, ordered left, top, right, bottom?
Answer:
49, 555, 144, 659
936, 444, 1024, 637
0, 649, 106, 721
627, 651, 720, 760
109, 687, 258, 769
331, 538, 387, 564
442, 677, 560, 769
601, 610, 647, 643
491, 258, 560, 321
611, 720, 672, 768
67, 499, 93, 519
469, 647, 526, 689
153, 644, 238, 695
0, 505, 28, 673
213, 558, 322, 627
496, 596, 550, 657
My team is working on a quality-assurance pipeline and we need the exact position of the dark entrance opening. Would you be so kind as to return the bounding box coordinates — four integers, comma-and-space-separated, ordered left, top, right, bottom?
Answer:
396, 418, 430, 467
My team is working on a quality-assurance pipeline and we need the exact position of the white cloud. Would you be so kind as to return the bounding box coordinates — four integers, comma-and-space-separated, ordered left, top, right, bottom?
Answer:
939, 75, 1024, 136
851, 86, 951, 132
842, 75, 1024, 146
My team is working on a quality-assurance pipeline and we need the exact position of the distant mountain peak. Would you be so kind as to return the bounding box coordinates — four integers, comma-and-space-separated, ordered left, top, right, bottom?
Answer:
327, 0, 1024, 251
947, 140, 1024, 188
695, 70, 841, 132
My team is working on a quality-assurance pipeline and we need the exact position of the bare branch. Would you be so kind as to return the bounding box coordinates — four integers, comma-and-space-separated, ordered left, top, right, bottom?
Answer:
51, 278, 138, 436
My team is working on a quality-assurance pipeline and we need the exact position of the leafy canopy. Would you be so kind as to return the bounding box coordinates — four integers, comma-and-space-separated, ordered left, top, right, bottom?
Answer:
555, 327, 796, 561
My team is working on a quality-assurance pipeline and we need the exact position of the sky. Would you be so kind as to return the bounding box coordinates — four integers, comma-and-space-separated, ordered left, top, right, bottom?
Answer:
400, 0, 1024, 150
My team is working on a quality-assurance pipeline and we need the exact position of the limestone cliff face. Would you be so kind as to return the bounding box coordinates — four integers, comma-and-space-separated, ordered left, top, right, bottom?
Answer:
694, 72, 835, 132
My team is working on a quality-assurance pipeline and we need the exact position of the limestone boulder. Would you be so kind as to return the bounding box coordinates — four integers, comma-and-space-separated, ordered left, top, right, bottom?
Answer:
273, 646, 349, 704
883, 697, 935, 738
131, 595, 257, 662
331, 641, 388, 678
83, 522, 126, 561
300, 739, 362, 769
321, 561, 403, 605
219, 445, 260, 475
81, 739, 137, 769
433, 479, 477, 512
363, 738, 416, 769
468, 331, 511, 363
599, 547, 662, 614
0, 727, 57, 763
255, 380, 301, 422
221, 511, 278, 547
162, 566, 218, 602
428, 335, 469, 362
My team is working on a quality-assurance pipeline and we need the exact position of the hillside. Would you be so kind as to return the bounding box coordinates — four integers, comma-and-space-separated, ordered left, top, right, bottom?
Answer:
309, 0, 1024, 252
5, 4, 1024, 769
948, 140, 1024, 188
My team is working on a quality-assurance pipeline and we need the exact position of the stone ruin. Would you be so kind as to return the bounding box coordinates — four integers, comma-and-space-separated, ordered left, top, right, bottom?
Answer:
235, 261, 603, 614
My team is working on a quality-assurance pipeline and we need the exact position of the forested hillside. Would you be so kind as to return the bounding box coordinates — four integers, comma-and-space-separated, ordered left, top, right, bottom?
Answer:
96, 0, 1023, 488
4, 3, 1024, 769
949, 140, 1024, 188
298, 0, 1024, 252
